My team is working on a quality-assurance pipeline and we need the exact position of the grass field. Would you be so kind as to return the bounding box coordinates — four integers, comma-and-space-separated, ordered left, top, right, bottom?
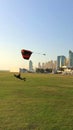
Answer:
0, 72, 73, 130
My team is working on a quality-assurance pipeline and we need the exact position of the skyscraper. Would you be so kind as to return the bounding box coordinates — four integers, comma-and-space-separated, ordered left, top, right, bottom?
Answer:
57, 56, 66, 69
38, 62, 41, 69
29, 60, 33, 72
69, 50, 73, 67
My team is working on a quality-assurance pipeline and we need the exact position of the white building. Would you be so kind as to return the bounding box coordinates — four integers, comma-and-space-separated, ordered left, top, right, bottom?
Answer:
29, 60, 33, 72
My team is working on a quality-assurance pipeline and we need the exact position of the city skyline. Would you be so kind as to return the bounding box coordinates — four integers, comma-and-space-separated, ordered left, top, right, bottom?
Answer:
0, 0, 73, 70
5, 49, 73, 71
36, 50, 73, 70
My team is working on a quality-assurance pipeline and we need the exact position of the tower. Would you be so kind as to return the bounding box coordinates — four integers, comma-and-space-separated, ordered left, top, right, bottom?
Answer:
29, 60, 33, 72
57, 56, 66, 69
69, 50, 73, 67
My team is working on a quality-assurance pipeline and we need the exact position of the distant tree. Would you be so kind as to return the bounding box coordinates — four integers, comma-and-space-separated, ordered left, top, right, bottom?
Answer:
36, 68, 44, 73
36, 68, 53, 73
45, 68, 52, 73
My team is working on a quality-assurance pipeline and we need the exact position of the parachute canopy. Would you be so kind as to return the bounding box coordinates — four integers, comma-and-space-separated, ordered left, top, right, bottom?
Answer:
21, 49, 32, 60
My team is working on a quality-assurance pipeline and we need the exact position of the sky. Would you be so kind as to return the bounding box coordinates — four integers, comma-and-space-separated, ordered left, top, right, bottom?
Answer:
0, 0, 73, 70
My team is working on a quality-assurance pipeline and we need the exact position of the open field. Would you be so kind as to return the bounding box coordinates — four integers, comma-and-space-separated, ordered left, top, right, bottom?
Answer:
0, 72, 73, 130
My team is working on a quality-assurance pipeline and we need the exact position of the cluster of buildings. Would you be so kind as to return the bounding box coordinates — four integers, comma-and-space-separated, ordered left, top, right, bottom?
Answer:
57, 50, 73, 69
56, 50, 73, 74
37, 50, 73, 69
38, 60, 57, 70
37, 50, 73, 74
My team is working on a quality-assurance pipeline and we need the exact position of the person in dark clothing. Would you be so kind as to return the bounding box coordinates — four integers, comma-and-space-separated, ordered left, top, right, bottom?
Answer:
14, 72, 21, 78
14, 72, 26, 81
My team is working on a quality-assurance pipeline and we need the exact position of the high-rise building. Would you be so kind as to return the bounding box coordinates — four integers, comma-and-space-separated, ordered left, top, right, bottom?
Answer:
29, 60, 33, 72
65, 58, 69, 67
38, 62, 41, 68
57, 55, 66, 69
69, 50, 73, 67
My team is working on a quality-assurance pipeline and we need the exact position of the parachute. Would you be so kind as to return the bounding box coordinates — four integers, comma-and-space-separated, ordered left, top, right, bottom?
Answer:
21, 49, 32, 60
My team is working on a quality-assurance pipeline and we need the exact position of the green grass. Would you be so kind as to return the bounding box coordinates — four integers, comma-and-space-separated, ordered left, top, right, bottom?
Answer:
0, 72, 73, 129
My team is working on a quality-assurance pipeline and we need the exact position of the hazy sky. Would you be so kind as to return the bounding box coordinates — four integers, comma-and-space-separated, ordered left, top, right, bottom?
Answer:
0, 0, 73, 70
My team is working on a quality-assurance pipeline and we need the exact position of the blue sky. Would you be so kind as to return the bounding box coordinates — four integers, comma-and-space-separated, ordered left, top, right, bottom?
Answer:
0, 0, 73, 70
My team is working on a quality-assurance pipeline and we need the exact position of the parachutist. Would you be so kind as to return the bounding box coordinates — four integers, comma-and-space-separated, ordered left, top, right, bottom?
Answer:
14, 72, 21, 78
14, 72, 26, 81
